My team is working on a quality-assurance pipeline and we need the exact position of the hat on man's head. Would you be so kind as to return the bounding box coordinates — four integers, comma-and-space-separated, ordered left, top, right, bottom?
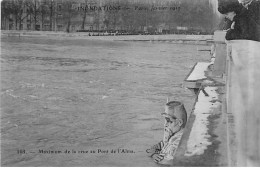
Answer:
161, 101, 187, 127
218, 0, 242, 14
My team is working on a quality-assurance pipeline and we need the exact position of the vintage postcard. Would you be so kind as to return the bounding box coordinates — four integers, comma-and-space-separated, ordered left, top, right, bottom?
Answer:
1, 0, 260, 167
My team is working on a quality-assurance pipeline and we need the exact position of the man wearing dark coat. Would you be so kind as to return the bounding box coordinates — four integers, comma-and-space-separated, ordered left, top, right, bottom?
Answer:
240, 0, 260, 23
240, 0, 260, 41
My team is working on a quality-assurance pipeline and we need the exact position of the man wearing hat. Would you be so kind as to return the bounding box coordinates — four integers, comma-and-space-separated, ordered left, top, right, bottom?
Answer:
146, 101, 187, 165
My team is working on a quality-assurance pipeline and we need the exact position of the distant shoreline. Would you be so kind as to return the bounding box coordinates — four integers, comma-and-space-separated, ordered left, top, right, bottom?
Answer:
1, 30, 213, 45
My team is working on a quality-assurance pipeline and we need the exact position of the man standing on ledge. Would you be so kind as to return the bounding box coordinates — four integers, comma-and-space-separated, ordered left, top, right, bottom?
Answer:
146, 101, 187, 165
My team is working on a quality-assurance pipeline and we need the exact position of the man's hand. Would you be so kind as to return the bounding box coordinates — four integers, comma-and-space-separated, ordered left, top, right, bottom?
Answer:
152, 154, 165, 163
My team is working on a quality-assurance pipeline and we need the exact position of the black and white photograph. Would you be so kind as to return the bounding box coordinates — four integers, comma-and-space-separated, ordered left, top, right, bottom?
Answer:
1, 0, 260, 167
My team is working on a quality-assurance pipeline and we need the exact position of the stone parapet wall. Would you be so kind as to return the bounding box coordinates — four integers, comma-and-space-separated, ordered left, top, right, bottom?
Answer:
226, 40, 260, 166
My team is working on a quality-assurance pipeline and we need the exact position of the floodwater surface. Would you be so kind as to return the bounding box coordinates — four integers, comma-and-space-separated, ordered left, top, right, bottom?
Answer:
1, 36, 210, 166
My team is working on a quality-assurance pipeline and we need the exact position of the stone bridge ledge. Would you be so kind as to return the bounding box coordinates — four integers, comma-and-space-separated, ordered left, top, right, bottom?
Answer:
172, 32, 260, 167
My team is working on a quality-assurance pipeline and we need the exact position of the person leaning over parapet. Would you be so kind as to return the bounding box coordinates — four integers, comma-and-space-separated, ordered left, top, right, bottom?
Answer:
218, 1, 257, 41
146, 101, 187, 165
239, 0, 260, 41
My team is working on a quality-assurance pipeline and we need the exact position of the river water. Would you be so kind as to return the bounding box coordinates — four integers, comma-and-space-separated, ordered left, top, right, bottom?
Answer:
1, 36, 210, 166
